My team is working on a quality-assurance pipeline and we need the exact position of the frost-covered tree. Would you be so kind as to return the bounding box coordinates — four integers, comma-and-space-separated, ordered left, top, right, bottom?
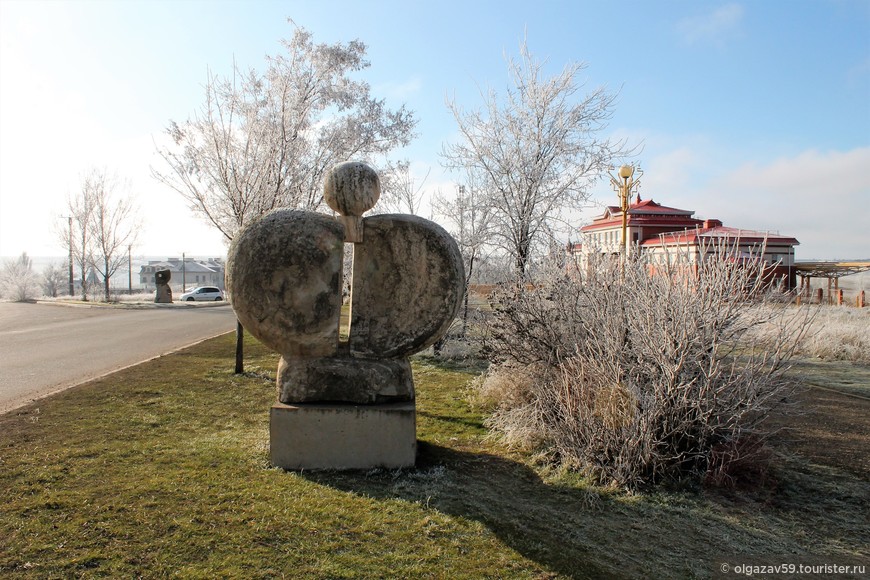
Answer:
1, 252, 40, 301
42, 261, 68, 297
64, 179, 96, 301
432, 179, 495, 334
64, 169, 139, 302
441, 40, 626, 276
376, 160, 429, 215
88, 171, 139, 301
152, 23, 416, 373
153, 24, 417, 242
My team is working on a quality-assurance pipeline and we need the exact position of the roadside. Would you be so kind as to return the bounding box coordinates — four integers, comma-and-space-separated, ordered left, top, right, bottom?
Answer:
0, 302, 237, 414
32, 298, 231, 310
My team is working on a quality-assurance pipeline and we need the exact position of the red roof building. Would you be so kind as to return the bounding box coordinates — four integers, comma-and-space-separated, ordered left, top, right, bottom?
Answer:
568, 198, 800, 289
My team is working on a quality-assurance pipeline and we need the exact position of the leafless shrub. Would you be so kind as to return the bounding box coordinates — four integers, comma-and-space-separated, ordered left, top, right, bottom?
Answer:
479, 244, 809, 490
703, 434, 775, 491
0, 253, 41, 302
115, 292, 161, 303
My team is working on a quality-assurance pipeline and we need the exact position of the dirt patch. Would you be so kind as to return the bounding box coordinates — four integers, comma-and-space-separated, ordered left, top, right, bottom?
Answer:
768, 385, 870, 479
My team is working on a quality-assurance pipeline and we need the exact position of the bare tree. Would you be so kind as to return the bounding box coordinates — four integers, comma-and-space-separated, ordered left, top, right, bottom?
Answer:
432, 180, 495, 334
0, 253, 40, 301
377, 160, 430, 215
152, 23, 416, 373
87, 170, 139, 301
153, 24, 417, 242
42, 261, 68, 297
441, 40, 626, 276
65, 176, 97, 301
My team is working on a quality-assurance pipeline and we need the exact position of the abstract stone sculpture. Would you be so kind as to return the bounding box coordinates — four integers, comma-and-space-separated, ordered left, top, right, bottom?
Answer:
154, 269, 172, 303
226, 161, 464, 469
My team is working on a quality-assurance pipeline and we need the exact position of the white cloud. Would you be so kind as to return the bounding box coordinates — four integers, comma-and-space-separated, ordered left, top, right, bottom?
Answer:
581, 141, 869, 260
676, 3, 744, 47
702, 148, 870, 259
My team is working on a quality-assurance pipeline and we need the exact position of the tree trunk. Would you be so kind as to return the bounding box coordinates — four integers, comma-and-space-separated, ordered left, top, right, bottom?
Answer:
80, 263, 88, 301
104, 257, 111, 301
461, 255, 474, 338
235, 319, 244, 374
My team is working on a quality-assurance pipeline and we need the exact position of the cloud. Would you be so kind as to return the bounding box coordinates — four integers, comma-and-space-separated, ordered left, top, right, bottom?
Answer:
702, 147, 870, 259
676, 3, 744, 47
583, 143, 869, 260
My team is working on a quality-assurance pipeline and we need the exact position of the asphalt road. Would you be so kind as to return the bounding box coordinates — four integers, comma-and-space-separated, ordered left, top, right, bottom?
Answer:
0, 302, 238, 414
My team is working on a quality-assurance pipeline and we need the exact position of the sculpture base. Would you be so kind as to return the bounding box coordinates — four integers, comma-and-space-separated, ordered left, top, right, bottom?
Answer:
277, 356, 414, 404
270, 401, 416, 470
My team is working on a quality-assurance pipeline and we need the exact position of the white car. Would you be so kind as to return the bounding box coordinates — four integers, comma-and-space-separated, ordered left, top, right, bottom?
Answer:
180, 286, 224, 302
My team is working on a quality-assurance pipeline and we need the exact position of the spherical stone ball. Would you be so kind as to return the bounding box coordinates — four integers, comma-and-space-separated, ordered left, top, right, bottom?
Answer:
226, 209, 345, 358
323, 161, 380, 217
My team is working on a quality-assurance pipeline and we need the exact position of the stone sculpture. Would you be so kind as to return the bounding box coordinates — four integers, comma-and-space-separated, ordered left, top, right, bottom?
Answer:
154, 269, 173, 303
226, 161, 464, 469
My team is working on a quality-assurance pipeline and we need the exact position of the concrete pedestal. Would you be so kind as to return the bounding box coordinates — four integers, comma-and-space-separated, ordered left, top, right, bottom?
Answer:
270, 401, 416, 470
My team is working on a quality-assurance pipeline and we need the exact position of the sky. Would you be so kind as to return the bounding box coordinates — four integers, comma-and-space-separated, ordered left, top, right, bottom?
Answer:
0, 0, 868, 261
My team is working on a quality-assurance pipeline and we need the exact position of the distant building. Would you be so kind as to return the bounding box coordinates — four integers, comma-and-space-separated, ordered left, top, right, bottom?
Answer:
139, 257, 225, 291
568, 198, 800, 289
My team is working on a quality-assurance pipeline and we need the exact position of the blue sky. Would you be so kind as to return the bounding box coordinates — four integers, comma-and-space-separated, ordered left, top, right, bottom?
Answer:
1, 0, 867, 259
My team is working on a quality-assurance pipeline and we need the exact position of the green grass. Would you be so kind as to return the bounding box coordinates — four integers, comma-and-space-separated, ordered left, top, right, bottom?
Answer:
1, 334, 867, 578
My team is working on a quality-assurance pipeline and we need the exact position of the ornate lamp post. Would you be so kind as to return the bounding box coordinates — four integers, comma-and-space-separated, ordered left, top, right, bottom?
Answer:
609, 164, 642, 255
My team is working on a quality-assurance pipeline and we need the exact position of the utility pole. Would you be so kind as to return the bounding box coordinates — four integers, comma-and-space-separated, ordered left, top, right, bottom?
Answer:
128, 245, 132, 295
67, 216, 74, 296
182, 252, 186, 292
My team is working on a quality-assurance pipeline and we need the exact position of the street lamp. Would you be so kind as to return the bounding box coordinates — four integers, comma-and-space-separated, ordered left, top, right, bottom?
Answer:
609, 164, 642, 256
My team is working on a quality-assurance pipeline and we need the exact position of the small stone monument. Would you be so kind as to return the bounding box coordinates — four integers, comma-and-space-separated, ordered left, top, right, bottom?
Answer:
154, 269, 173, 303
226, 162, 464, 469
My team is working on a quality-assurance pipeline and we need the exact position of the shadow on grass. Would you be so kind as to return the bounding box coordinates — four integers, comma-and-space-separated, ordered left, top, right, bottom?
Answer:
302, 442, 611, 579
296, 436, 870, 579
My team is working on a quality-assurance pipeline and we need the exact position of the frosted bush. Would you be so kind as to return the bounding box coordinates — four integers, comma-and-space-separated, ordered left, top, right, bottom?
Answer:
479, 247, 809, 489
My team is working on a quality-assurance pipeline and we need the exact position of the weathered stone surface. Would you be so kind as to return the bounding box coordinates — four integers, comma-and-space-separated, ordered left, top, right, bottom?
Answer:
324, 161, 381, 243
270, 401, 416, 470
277, 354, 413, 404
227, 163, 465, 470
226, 209, 344, 357
349, 214, 465, 358
154, 269, 172, 303
323, 161, 380, 217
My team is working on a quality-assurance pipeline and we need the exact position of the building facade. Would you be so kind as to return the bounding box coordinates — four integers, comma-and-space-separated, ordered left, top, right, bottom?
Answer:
139, 257, 226, 291
568, 198, 800, 289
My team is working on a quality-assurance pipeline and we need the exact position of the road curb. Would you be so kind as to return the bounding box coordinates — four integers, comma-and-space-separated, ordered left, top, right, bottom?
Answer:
35, 300, 232, 310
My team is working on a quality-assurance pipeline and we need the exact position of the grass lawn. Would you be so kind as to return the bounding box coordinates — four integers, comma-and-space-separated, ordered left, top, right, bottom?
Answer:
1, 333, 867, 578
